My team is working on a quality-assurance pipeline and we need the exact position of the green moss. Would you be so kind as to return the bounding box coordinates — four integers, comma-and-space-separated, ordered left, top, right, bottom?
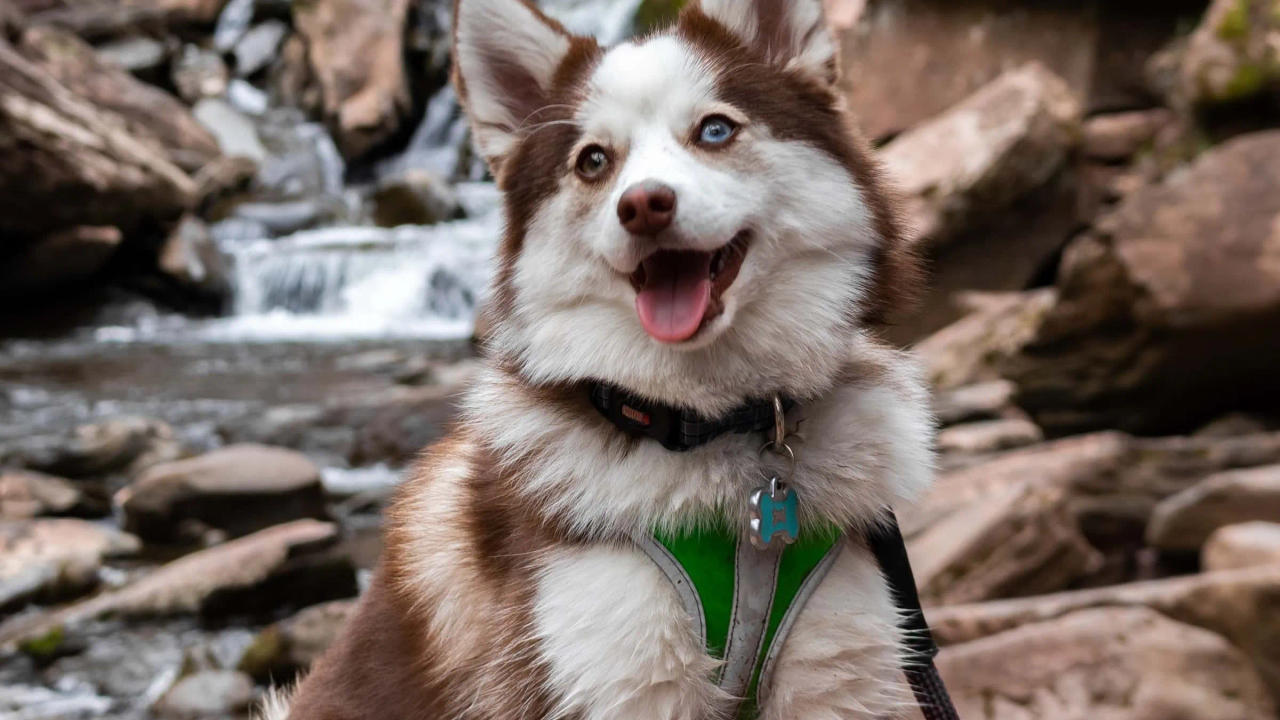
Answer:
1219, 62, 1270, 99
236, 627, 285, 681
19, 625, 65, 662
1217, 0, 1252, 41
632, 0, 686, 35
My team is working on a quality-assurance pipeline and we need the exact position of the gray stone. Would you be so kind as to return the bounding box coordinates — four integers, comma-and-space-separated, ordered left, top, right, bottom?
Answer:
94, 35, 167, 75
0, 518, 140, 610
153, 669, 253, 718
231, 199, 325, 235
193, 98, 266, 162
9, 416, 183, 480
233, 20, 287, 77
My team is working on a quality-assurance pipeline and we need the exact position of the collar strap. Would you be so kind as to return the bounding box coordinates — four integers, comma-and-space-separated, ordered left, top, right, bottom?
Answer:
588, 382, 789, 452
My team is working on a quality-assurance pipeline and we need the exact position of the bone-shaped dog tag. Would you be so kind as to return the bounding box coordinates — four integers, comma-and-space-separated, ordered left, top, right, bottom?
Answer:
749, 478, 799, 550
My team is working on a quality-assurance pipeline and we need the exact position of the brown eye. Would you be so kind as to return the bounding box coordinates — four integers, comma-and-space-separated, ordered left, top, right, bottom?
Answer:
575, 145, 610, 180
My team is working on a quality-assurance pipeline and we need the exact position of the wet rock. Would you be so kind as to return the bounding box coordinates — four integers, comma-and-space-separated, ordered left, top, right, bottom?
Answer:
0, 225, 122, 297
213, 0, 254, 51
293, 0, 411, 159
255, 111, 345, 200
94, 35, 167, 76
158, 215, 231, 305
19, 26, 219, 174
116, 444, 328, 543
238, 599, 353, 681
933, 380, 1018, 426
936, 418, 1043, 456
9, 416, 183, 480
937, 607, 1276, 720
928, 564, 1280, 699
1147, 465, 1280, 552
1177, 0, 1280, 107
371, 169, 462, 227
910, 478, 1101, 605
172, 44, 228, 103
0, 519, 140, 610
231, 199, 325, 235
153, 669, 253, 718
916, 289, 1056, 391
1006, 131, 1280, 435
0, 39, 195, 242
193, 97, 266, 162
192, 154, 256, 210
269, 33, 322, 116
233, 20, 286, 78
882, 63, 1081, 248
0, 469, 93, 519
227, 76, 270, 115
1204, 522, 1280, 571
1083, 108, 1174, 161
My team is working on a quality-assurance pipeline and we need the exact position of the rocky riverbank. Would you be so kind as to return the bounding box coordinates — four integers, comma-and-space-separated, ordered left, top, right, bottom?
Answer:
3, 0, 1280, 718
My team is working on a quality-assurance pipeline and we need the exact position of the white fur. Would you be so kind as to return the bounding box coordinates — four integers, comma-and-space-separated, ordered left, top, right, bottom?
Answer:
534, 546, 728, 719
699, 0, 838, 82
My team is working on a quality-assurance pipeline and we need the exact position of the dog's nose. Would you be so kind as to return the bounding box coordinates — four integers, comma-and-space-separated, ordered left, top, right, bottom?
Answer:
617, 181, 676, 236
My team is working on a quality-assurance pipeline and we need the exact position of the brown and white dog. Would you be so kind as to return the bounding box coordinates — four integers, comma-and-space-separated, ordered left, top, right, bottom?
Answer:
266, 0, 934, 717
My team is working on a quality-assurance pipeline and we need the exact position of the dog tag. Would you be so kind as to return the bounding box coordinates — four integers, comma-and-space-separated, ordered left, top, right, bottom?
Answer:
749, 478, 799, 550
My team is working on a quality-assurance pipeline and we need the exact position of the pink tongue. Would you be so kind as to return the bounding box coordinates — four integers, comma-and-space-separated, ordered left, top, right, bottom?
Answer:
635, 252, 712, 343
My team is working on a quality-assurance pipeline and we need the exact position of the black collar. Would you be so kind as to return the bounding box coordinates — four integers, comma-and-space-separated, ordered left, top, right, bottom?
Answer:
588, 382, 788, 452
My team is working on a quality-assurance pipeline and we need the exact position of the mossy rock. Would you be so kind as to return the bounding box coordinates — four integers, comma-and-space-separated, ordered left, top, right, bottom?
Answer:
633, 0, 687, 35
19, 625, 66, 663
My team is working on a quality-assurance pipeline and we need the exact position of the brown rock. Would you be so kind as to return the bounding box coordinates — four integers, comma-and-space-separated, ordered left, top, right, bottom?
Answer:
928, 565, 1280, 699
1147, 465, 1280, 552
20, 0, 230, 40
0, 518, 140, 610
1177, 0, 1280, 107
1204, 522, 1280, 572
933, 379, 1018, 427
0, 468, 90, 519
910, 477, 1101, 605
153, 669, 253, 719
372, 169, 462, 228
1006, 131, 1280, 435
1083, 109, 1174, 161
0, 225, 121, 297
116, 444, 329, 543
238, 599, 354, 681
936, 418, 1043, 456
294, 0, 411, 160
916, 290, 1056, 391
0, 38, 194, 243
158, 215, 230, 303
1, 0, 24, 39
10, 416, 183, 479
937, 607, 1276, 720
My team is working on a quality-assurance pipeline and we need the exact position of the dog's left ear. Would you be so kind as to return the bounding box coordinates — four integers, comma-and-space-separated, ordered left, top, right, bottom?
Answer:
690, 0, 838, 85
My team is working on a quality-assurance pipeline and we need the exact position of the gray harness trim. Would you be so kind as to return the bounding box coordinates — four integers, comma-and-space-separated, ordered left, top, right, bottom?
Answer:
718, 532, 783, 698
634, 534, 707, 646
756, 539, 843, 706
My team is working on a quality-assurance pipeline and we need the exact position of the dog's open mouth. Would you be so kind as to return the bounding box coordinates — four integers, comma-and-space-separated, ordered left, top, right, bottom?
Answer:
628, 231, 749, 343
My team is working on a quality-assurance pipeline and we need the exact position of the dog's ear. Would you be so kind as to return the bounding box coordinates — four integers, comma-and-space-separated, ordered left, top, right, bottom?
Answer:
452, 0, 579, 175
690, 0, 838, 85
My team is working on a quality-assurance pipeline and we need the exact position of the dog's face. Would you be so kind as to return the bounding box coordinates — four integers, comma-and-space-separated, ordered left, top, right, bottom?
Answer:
454, 0, 913, 414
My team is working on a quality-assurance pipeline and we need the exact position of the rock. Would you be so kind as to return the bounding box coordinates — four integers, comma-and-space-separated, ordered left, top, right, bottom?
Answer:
933, 380, 1018, 426
1147, 465, 1280, 552
116, 444, 329, 543
0, 468, 92, 519
227, 76, 270, 115
269, 33, 322, 116
909, 477, 1102, 605
0, 521, 355, 646
1, 0, 23, 39
371, 169, 462, 227
193, 97, 266, 162
293, 0, 411, 159
21, 0, 231, 40
255, 112, 345, 200
94, 35, 167, 76
192, 154, 256, 211
1006, 131, 1280, 436
0, 39, 195, 243
937, 607, 1276, 720
0, 519, 140, 610
0, 225, 122, 297
1204, 522, 1280, 571
212, 0, 254, 51
936, 418, 1044, 455
153, 669, 253, 718
230, 199, 325, 235
233, 20, 286, 77
916, 289, 1056, 391
1177, 0, 1280, 107
158, 215, 231, 305
928, 564, 1280, 699
237, 599, 354, 681
171, 44, 228, 103
10, 416, 183, 480
1083, 109, 1174, 162
19, 27, 219, 173
881, 63, 1081, 248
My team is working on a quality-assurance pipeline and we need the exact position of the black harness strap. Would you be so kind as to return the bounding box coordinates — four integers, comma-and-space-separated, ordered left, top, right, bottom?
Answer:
866, 513, 960, 720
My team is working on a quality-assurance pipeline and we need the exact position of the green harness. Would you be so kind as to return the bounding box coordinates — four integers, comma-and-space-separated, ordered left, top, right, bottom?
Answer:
639, 520, 843, 718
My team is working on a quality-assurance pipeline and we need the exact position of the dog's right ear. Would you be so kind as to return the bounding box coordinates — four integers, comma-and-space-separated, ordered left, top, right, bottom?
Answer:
452, 0, 578, 176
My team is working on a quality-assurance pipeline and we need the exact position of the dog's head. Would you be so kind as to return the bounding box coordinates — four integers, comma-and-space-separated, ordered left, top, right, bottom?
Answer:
453, 0, 916, 416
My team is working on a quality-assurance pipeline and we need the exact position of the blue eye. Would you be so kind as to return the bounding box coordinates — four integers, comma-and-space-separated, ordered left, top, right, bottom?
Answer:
698, 115, 737, 145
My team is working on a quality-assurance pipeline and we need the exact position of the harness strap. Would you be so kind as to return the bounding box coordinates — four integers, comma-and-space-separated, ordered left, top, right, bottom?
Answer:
865, 512, 960, 720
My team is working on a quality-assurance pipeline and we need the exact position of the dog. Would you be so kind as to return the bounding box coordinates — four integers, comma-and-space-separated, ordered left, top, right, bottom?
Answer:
265, 0, 935, 717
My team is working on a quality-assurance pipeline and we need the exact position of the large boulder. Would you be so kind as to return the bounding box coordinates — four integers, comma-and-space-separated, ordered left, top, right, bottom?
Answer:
0, 225, 122, 297
1204, 522, 1280, 572
1175, 0, 1280, 107
937, 607, 1276, 720
293, 0, 411, 160
0, 468, 93, 519
0, 518, 140, 610
0, 38, 195, 244
116, 444, 329, 543
916, 290, 1056, 391
1147, 465, 1280, 552
1005, 131, 1280, 436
